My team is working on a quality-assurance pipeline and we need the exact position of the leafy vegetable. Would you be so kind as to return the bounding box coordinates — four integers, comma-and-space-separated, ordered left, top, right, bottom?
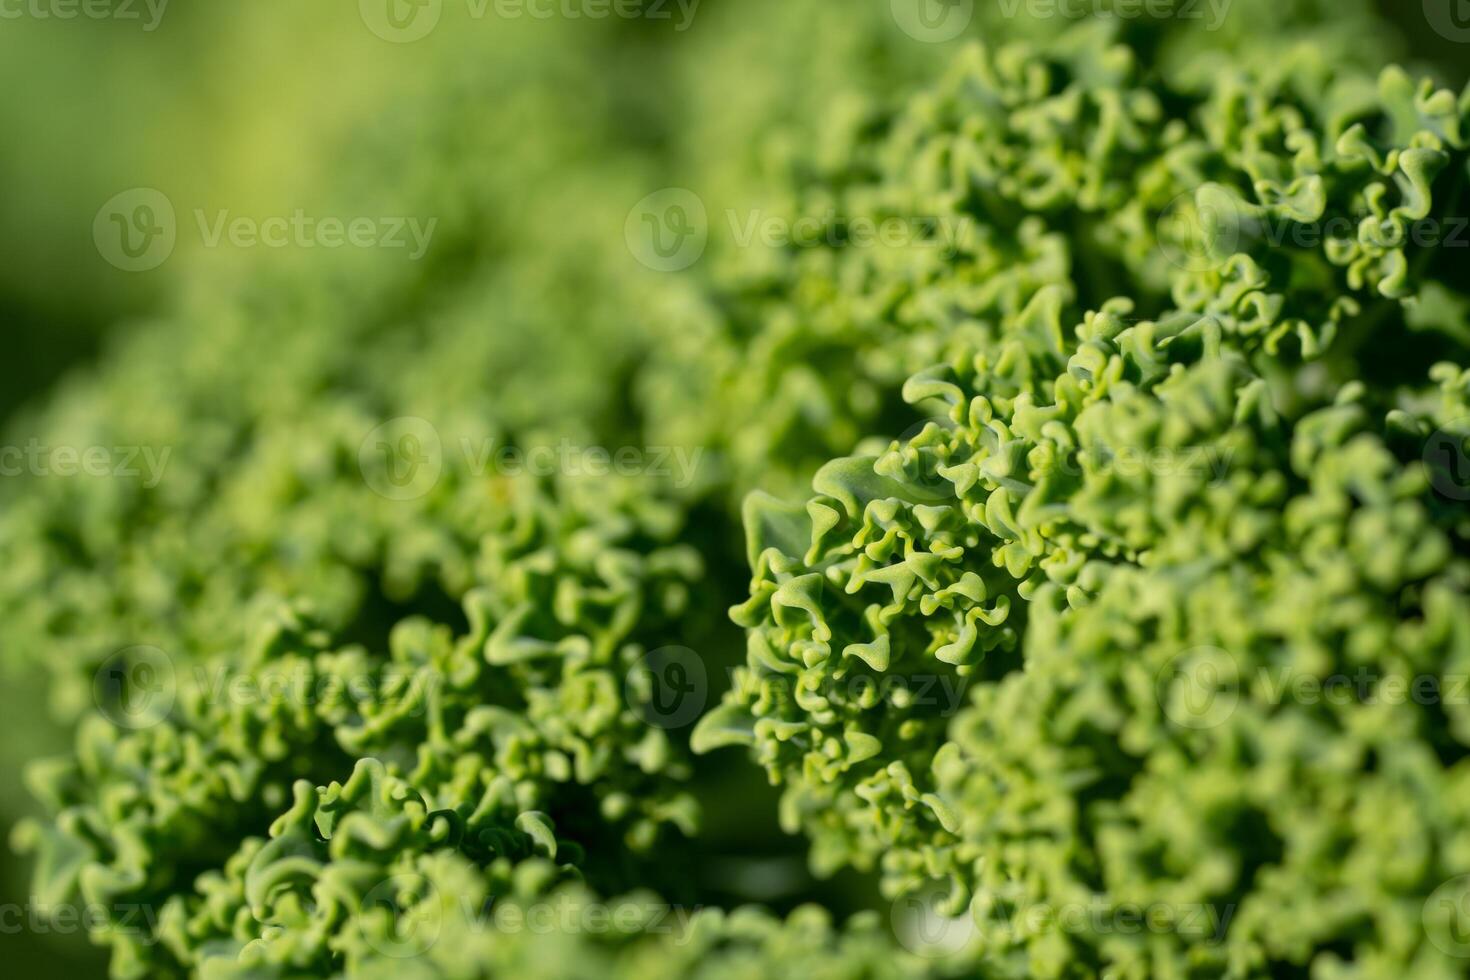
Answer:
5, 3, 1469, 978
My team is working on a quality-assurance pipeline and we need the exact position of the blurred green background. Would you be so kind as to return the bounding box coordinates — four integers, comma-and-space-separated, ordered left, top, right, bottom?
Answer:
0, 1, 1459, 972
